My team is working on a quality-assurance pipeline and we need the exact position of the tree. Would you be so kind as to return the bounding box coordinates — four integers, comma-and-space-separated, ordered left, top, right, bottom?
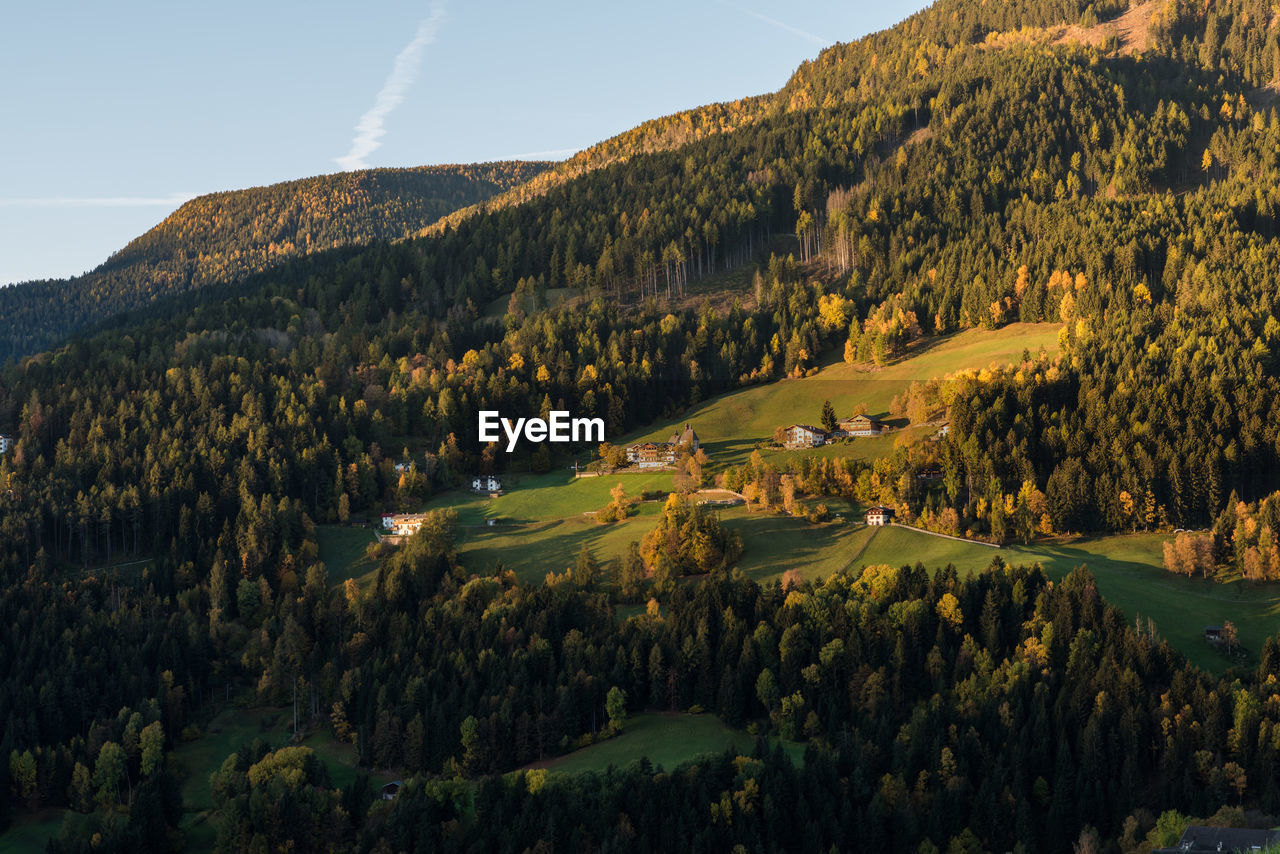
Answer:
574, 544, 601, 588
9, 750, 36, 806
755, 668, 779, 714
1222, 620, 1239, 651
616, 542, 648, 601
140, 722, 165, 778
820, 399, 838, 433
460, 716, 481, 776
93, 741, 126, 806
606, 687, 628, 733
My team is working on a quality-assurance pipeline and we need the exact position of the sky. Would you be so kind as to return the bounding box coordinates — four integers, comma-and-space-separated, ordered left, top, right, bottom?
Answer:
0, 0, 930, 286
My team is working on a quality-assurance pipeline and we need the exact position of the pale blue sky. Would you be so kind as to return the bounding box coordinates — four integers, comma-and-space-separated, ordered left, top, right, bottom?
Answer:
0, 1, 928, 285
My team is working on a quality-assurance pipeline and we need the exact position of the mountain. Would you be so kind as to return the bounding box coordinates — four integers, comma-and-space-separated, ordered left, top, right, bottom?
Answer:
0, 161, 549, 362
7, 0, 1280, 850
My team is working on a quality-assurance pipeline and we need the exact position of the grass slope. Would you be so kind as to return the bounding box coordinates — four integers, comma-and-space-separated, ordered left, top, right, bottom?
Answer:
532, 713, 804, 775
0, 810, 76, 854
172, 706, 391, 848
316, 524, 378, 585
622, 323, 1061, 468
854, 527, 1280, 674
396, 325, 1057, 582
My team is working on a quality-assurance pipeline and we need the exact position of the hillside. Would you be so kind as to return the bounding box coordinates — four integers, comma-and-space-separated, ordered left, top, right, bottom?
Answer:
7, 0, 1280, 850
0, 161, 548, 362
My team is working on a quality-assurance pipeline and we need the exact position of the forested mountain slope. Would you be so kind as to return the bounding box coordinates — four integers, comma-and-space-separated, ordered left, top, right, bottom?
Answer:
0, 162, 548, 363
5, 0, 1280, 850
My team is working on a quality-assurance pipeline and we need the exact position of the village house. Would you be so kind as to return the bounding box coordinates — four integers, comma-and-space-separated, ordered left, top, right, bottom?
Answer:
0, 434, 9, 456
865, 505, 895, 526
625, 423, 700, 468
471, 474, 503, 494
382, 513, 431, 537
783, 424, 827, 449
627, 442, 675, 468
394, 461, 413, 474
838, 414, 886, 437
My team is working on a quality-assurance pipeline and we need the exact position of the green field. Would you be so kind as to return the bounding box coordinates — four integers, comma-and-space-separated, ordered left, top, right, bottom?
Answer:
0, 809, 77, 854
454, 494, 870, 584
173, 707, 296, 813
620, 323, 1061, 468
378, 325, 1059, 582
533, 712, 804, 775
316, 524, 378, 584
480, 287, 577, 320
849, 526, 1280, 673
362, 321, 1280, 676
170, 706, 389, 849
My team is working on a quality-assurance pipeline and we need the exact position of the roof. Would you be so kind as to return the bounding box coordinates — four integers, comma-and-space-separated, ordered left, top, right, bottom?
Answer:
841, 414, 885, 425
667, 422, 699, 445
1153, 826, 1280, 853
866, 505, 895, 514
788, 424, 825, 433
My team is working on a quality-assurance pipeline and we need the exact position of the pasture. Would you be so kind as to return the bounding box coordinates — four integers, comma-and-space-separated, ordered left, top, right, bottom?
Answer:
532, 712, 804, 775
619, 323, 1061, 468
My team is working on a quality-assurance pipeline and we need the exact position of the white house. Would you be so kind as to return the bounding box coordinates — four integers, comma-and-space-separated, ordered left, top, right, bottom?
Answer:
385, 514, 430, 537
783, 424, 827, 450
471, 475, 502, 494
0, 435, 9, 456
865, 506, 895, 526
394, 461, 413, 474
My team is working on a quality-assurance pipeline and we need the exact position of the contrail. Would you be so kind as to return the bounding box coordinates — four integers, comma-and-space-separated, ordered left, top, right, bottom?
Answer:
0, 193, 197, 207
501, 147, 581, 161
723, 2, 833, 48
336, 3, 448, 171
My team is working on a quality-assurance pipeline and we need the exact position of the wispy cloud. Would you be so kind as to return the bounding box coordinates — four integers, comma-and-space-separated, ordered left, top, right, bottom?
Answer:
500, 147, 581, 161
336, 4, 448, 171
724, 3, 833, 47
0, 193, 197, 208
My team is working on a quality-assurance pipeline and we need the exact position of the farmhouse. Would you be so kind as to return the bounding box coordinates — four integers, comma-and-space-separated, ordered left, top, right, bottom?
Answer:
471, 474, 503, 494
1205, 625, 1223, 643
865, 506, 895, 526
394, 461, 413, 474
380, 781, 403, 802
383, 513, 431, 537
783, 424, 827, 449
0, 434, 8, 455
838, 414, 886, 437
1153, 826, 1280, 853
627, 442, 676, 468
625, 423, 700, 468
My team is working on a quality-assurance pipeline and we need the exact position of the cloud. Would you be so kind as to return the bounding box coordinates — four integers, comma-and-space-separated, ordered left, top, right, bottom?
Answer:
500, 147, 581, 161
0, 193, 198, 208
336, 4, 448, 171
724, 3, 833, 47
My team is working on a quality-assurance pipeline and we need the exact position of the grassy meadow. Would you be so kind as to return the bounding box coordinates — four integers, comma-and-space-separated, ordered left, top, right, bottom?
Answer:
848, 526, 1280, 674
531, 712, 804, 775
0, 810, 76, 854
620, 322, 1061, 468
311, 319, 1280, 678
